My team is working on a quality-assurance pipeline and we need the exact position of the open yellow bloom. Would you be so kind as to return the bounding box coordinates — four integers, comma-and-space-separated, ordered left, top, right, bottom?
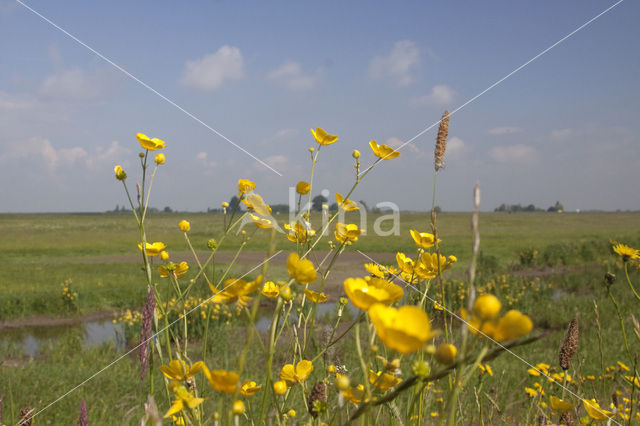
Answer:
435, 343, 457, 365
240, 380, 262, 397
178, 220, 190, 232
250, 214, 273, 229
583, 399, 614, 421
344, 278, 403, 311
303, 288, 328, 303
369, 370, 402, 390
335, 223, 361, 244
244, 193, 271, 217
336, 193, 358, 211
280, 360, 314, 386
160, 250, 169, 261
409, 230, 440, 249
414, 252, 450, 279
296, 181, 310, 195
343, 384, 365, 403
136, 133, 166, 151
114, 165, 127, 180
138, 242, 167, 257
164, 381, 205, 418
369, 140, 400, 159
203, 367, 240, 394
210, 275, 263, 306
285, 222, 315, 243
364, 263, 386, 278
273, 380, 287, 395
311, 127, 338, 145
369, 304, 437, 354
158, 261, 189, 278
261, 281, 279, 298
493, 310, 533, 341
396, 252, 414, 274
613, 243, 639, 261
238, 179, 256, 195
472, 294, 502, 320
154, 153, 165, 165
287, 253, 318, 284
549, 396, 573, 413
160, 360, 205, 381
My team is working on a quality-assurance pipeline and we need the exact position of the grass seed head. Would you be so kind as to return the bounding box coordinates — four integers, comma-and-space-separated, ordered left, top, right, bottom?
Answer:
434, 110, 450, 171
559, 317, 579, 370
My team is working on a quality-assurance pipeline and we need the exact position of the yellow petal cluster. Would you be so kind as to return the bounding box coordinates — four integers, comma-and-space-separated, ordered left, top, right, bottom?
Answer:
210, 275, 263, 306
114, 165, 127, 180
303, 288, 328, 303
160, 360, 205, 381
296, 181, 311, 195
549, 396, 573, 413
344, 278, 403, 311
136, 133, 166, 151
261, 281, 279, 298
336, 193, 358, 211
368, 304, 437, 354
335, 223, 361, 244
287, 253, 318, 284
178, 220, 190, 232
311, 127, 338, 145
472, 294, 502, 320
280, 360, 314, 386
285, 222, 315, 243
368, 370, 402, 390
240, 380, 262, 397
434, 343, 457, 365
164, 381, 204, 418
369, 140, 400, 160
583, 399, 614, 421
154, 153, 165, 165
203, 367, 240, 394
613, 243, 640, 261
409, 230, 440, 249
238, 179, 256, 195
463, 296, 533, 342
138, 242, 167, 257
158, 261, 189, 278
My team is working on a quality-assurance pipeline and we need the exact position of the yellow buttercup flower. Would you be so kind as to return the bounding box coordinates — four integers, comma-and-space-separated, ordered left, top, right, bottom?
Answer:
287, 409, 296, 418
114, 165, 127, 180
287, 253, 318, 284
369, 140, 400, 160
158, 261, 189, 278
582, 399, 614, 421
364, 263, 386, 278
311, 127, 338, 145
369, 370, 402, 390
250, 214, 273, 229
273, 380, 287, 395
240, 380, 262, 397
296, 181, 311, 195
178, 220, 190, 232
221, 201, 229, 208
409, 230, 440, 249
280, 360, 314, 386
335, 223, 361, 244
154, 153, 165, 165
613, 243, 639, 261
164, 381, 205, 418
493, 310, 533, 341
203, 367, 240, 394
261, 281, 279, 298
524, 387, 537, 398
303, 288, 329, 303
434, 344, 457, 365
238, 179, 256, 195
352, 149, 361, 159
285, 222, 315, 243
136, 133, 166, 151
368, 304, 437, 354
138, 242, 167, 257
243, 193, 271, 217
210, 275, 263, 306
343, 384, 365, 403
549, 396, 573, 413
344, 277, 403, 311
232, 400, 245, 415
336, 193, 358, 211
472, 294, 502, 320
160, 250, 170, 261
396, 252, 414, 274
414, 252, 449, 279
160, 360, 205, 381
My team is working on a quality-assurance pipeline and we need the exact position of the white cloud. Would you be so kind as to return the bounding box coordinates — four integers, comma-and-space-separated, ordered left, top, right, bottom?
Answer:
489, 126, 521, 135
447, 136, 466, 158
411, 84, 456, 107
489, 144, 538, 164
386, 137, 419, 154
0, 91, 38, 111
550, 128, 573, 141
268, 62, 318, 91
368, 40, 419, 87
264, 155, 288, 170
260, 128, 299, 145
195, 151, 217, 170
85, 141, 130, 170
180, 46, 244, 91
40, 68, 107, 101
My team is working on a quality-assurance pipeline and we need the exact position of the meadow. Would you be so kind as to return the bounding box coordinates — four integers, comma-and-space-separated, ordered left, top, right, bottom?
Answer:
1, 210, 639, 424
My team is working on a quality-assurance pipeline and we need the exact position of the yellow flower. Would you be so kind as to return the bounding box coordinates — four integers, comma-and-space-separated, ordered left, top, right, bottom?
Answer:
344, 277, 403, 311
203, 367, 240, 394
136, 133, 166, 151
261, 281, 279, 298
250, 214, 272, 229
524, 387, 537, 398
369, 140, 400, 160
352, 149, 361, 159
287, 409, 296, 418
369, 370, 402, 390
160, 360, 205, 381
396, 252, 414, 274
158, 261, 189, 278
478, 364, 493, 376
414, 252, 449, 279
335, 373, 350, 391
335, 223, 361, 244
164, 381, 205, 418
549, 395, 573, 413
617, 361, 630, 372
154, 153, 165, 165
287, 253, 318, 284
178, 220, 190, 232
613, 243, 639, 261
493, 310, 533, 341
336, 193, 358, 211
435, 344, 457, 365
296, 181, 311, 195
284, 222, 315, 243
232, 400, 245, 415
364, 263, 386, 278
472, 294, 502, 320
280, 360, 314, 386
303, 288, 329, 303
368, 304, 437, 354
210, 276, 263, 306
238, 179, 256, 195
273, 380, 288, 395
409, 230, 440, 249
240, 380, 262, 397
343, 384, 365, 404
311, 127, 338, 145
160, 251, 170, 261
138, 241, 167, 257
221, 201, 229, 208
583, 399, 614, 421
114, 165, 127, 180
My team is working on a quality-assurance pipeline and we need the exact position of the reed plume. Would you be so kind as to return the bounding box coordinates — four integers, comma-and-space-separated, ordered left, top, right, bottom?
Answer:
77, 400, 88, 426
434, 110, 450, 171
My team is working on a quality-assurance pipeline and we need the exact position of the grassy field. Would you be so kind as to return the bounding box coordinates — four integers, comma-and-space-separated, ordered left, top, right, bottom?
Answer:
0, 211, 639, 424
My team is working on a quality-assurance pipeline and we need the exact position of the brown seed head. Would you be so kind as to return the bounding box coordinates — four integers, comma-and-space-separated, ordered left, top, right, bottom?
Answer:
559, 318, 579, 370
77, 400, 89, 426
559, 411, 575, 426
434, 110, 450, 171
308, 382, 327, 418
19, 407, 34, 426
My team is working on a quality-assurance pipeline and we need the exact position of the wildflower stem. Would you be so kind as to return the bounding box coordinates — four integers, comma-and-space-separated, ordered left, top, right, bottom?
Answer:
355, 320, 372, 399
121, 181, 140, 225
607, 286, 633, 364
258, 297, 283, 425
623, 263, 640, 302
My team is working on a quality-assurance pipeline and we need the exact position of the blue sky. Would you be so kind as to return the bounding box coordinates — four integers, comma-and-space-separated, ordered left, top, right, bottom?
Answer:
1, 0, 638, 212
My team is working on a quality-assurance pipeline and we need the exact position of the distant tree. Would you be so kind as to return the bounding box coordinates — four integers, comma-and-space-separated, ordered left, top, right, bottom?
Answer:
554, 201, 564, 212
163, 206, 173, 213
270, 204, 289, 214
312, 195, 328, 212
433, 206, 442, 214
524, 204, 536, 212
229, 195, 243, 212
329, 203, 338, 212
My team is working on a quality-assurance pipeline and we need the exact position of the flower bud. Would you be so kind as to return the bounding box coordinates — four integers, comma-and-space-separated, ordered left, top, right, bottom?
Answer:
138, 152, 145, 158
178, 220, 190, 232
207, 239, 218, 250
154, 153, 165, 165
435, 343, 457, 365
279, 285, 293, 301
221, 201, 229, 208
287, 409, 296, 418
114, 165, 127, 181
308, 147, 315, 152
604, 272, 616, 286
335, 374, 350, 391
412, 360, 431, 378
232, 400, 245, 415
160, 251, 169, 261
273, 380, 287, 395
352, 149, 361, 159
